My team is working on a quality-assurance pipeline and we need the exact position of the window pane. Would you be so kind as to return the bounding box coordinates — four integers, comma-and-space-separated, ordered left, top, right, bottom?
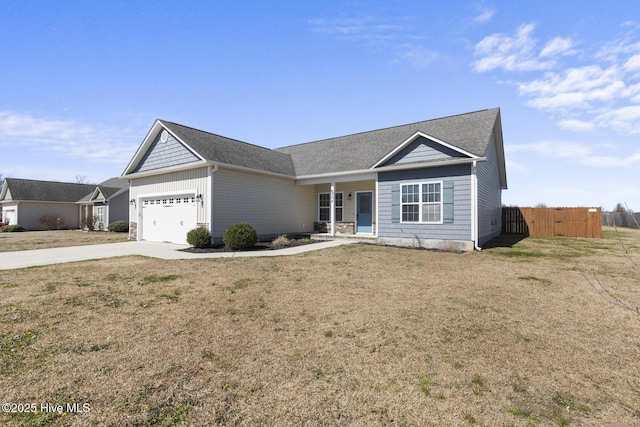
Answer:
335, 193, 343, 207
319, 207, 329, 221
336, 207, 343, 222
402, 205, 419, 222
422, 204, 441, 222
319, 193, 330, 207
402, 184, 418, 203
422, 183, 441, 203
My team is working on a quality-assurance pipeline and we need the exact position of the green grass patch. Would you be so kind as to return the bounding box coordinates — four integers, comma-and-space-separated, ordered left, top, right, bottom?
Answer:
552, 391, 591, 413
140, 275, 180, 285
419, 374, 432, 396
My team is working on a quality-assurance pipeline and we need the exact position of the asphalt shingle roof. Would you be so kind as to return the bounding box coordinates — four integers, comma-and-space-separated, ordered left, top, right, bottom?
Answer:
160, 121, 297, 176
275, 108, 500, 176
3, 178, 96, 203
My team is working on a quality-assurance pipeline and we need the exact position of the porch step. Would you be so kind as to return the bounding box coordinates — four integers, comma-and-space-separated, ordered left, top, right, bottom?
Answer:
311, 233, 378, 242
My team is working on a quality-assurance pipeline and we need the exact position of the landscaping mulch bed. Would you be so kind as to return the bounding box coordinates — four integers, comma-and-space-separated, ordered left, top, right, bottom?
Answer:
179, 238, 320, 253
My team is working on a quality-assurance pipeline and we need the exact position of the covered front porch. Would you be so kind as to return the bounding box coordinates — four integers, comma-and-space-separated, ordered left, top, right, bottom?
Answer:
299, 175, 378, 238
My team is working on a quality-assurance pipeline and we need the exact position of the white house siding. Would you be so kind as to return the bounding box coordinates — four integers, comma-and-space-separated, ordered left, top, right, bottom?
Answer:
10, 201, 81, 230
212, 167, 315, 241
129, 167, 209, 239
313, 180, 376, 225
476, 132, 503, 246
378, 165, 472, 248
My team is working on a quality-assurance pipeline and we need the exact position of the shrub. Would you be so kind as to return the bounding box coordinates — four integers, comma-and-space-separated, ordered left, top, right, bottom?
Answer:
186, 227, 212, 248
271, 235, 292, 249
108, 220, 129, 232
39, 215, 67, 230
223, 223, 258, 251
2, 224, 25, 232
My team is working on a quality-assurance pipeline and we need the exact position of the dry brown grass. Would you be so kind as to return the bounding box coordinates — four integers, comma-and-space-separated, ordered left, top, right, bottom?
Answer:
0, 230, 129, 252
1, 227, 639, 426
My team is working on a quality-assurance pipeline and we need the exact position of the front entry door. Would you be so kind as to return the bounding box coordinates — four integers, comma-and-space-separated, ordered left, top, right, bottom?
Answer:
356, 192, 373, 233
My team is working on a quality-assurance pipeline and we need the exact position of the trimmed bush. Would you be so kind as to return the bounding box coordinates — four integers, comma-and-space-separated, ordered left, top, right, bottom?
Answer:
186, 227, 212, 248
223, 222, 258, 251
108, 220, 129, 232
1, 224, 25, 232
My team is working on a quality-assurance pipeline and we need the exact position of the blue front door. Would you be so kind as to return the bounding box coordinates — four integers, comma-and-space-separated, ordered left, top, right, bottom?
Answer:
356, 192, 373, 233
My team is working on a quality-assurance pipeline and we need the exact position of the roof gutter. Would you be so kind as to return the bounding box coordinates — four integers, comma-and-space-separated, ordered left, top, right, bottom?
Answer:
296, 157, 486, 184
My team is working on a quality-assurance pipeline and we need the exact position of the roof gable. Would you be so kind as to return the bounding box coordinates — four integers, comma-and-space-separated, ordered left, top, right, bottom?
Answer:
123, 120, 296, 177
376, 133, 473, 168
134, 127, 201, 173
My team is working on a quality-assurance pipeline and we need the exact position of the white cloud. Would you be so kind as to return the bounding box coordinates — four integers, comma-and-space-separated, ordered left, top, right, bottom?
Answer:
473, 23, 559, 72
0, 111, 139, 164
540, 37, 575, 57
624, 54, 640, 71
507, 140, 640, 167
472, 7, 495, 24
310, 15, 440, 70
557, 119, 595, 132
475, 23, 640, 135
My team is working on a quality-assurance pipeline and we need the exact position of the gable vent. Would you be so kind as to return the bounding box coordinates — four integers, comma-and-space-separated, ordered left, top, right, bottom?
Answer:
160, 130, 169, 143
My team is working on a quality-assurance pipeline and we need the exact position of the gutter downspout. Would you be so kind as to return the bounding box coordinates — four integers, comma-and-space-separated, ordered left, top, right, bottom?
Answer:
472, 160, 482, 251
209, 164, 218, 239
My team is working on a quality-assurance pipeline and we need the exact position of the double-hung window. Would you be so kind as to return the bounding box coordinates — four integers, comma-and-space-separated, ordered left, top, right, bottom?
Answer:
318, 192, 343, 222
401, 182, 442, 223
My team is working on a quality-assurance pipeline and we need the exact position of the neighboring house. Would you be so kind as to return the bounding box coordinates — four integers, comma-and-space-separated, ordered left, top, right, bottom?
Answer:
122, 108, 507, 250
77, 177, 130, 230
0, 177, 130, 231
0, 178, 95, 230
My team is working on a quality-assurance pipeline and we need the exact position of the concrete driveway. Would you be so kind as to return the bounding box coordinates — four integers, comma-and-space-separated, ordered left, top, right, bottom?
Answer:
0, 239, 356, 270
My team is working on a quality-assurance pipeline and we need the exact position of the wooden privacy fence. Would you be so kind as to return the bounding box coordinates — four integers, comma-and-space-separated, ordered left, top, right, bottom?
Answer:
502, 207, 602, 238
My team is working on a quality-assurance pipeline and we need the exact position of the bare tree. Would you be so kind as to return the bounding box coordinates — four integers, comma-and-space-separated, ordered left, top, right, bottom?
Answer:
75, 175, 88, 184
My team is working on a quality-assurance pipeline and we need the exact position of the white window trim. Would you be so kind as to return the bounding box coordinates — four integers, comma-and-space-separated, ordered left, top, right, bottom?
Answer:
318, 192, 343, 222
400, 180, 444, 224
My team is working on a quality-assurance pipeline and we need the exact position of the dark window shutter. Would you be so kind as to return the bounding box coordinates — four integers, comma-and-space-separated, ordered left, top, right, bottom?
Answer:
391, 184, 400, 223
443, 181, 454, 223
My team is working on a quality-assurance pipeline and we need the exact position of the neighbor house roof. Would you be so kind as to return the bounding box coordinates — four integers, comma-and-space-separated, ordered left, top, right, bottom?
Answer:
160, 121, 297, 176
275, 108, 500, 176
0, 178, 96, 203
77, 177, 129, 203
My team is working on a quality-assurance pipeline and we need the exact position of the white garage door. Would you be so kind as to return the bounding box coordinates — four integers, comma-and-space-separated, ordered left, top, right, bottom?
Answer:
141, 195, 197, 244
3, 209, 16, 225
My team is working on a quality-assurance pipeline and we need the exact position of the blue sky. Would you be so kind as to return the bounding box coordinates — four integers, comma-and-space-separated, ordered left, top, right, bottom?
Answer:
1, 1, 638, 211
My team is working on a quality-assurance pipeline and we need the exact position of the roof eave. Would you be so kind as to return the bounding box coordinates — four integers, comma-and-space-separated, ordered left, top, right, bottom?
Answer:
295, 157, 485, 184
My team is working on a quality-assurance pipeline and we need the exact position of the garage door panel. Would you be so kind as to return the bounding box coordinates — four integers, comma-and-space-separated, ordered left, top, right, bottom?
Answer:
141, 196, 196, 244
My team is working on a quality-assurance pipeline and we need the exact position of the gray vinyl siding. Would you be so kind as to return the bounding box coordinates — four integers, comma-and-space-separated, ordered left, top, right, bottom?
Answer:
476, 132, 503, 246
383, 136, 466, 166
212, 168, 316, 240
107, 192, 130, 224
135, 131, 200, 173
378, 164, 472, 241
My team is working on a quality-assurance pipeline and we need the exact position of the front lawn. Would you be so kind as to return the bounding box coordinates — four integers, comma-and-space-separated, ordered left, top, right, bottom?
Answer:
1, 228, 638, 426
0, 230, 129, 252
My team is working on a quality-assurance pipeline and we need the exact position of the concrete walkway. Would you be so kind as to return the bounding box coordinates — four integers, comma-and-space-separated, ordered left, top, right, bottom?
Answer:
0, 239, 358, 270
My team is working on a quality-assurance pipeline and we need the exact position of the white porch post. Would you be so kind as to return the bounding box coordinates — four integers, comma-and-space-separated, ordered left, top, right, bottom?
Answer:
330, 181, 336, 236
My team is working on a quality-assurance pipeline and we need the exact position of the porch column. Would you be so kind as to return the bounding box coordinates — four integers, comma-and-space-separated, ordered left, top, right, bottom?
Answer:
330, 181, 336, 236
